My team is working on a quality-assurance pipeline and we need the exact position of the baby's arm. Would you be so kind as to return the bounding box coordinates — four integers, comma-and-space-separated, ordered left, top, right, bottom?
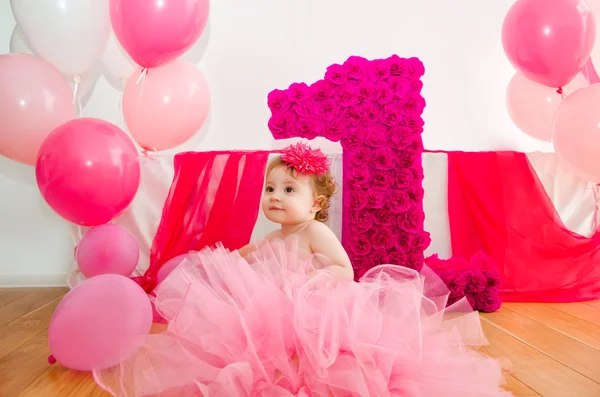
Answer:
307, 222, 354, 280
237, 230, 281, 258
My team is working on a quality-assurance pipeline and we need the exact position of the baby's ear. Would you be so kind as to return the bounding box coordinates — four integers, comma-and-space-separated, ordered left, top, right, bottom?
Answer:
312, 195, 325, 213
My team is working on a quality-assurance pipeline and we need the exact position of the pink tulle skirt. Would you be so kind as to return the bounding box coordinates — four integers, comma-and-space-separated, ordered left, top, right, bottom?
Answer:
93, 238, 512, 396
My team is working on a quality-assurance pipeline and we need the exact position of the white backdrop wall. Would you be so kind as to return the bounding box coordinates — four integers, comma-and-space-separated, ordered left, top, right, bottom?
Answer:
0, 0, 555, 286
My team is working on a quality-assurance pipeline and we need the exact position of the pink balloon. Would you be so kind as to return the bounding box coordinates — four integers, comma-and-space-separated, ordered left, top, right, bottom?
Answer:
502, 0, 596, 88
506, 72, 587, 142
36, 118, 141, 226
156, 252, 197, 284
552, 84, 600, 182
123, 59, 210, 151
0, 53, 75, 165
48, 274, 152, 371
110, 0, 209, 68
77, 224, 140, 278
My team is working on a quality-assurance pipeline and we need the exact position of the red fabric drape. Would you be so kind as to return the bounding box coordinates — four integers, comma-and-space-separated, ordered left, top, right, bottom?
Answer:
447, 151, 600, 302
135, 151, 271, 292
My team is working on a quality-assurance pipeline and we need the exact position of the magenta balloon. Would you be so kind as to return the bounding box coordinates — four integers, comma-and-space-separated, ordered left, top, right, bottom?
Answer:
0, 53, 75, 165
156, 252, 197, 284
501, 0, 596, 88
77, 224, 140, 278
36, 118, 141, 226
552, 84, 600, 182
48, 274, 152, 371
110, 0, 210, 68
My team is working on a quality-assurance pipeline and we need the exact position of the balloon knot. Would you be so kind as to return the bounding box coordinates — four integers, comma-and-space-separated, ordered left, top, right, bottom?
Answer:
556, 87, 563, 95
48, 355, 57, 364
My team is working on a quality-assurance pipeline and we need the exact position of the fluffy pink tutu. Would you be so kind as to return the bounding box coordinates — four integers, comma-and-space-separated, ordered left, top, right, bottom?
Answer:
93, 238, 511, 396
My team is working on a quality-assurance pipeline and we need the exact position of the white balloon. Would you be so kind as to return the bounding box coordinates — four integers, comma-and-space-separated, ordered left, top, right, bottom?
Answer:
102, 32, 137, 91
10, 0, 110, 76
9, 25, 99, 101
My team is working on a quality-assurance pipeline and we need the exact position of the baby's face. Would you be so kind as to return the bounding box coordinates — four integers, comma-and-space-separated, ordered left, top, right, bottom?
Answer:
262, 166, 317, 225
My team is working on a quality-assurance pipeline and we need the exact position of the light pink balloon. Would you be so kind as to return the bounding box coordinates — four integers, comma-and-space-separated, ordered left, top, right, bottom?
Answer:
110, 0, 209, 68
552, 84, 600, 182
502, 0, 596, 88
506, 72, 587, 142
48, 274, 152, 371
156, 252, 197, 284
123, 59, 210, 151
77, 224, 140, 278
36, 118, 141, 226
0, 53, 75, 165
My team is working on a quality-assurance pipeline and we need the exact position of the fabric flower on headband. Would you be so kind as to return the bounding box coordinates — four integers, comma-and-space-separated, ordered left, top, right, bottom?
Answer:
281, 142, 330, 176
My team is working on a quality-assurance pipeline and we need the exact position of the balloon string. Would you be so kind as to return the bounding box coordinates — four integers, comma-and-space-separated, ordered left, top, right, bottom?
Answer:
117, 93, 124, 128
135, 68, 148, 112
142, 147, 159, 161
593, 183, 600, 232
71, 74, 81, 104
77, 95, 83, 118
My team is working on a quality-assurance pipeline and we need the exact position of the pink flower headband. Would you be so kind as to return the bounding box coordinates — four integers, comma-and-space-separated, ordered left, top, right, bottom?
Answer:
280, 142, 330, 176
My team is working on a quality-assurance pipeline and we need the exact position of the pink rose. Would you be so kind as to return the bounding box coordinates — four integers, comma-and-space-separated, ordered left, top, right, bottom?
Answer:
405, 252, 424, 272
372, 228, 394, 250
400, 114, 425, 132
396, 168, 414, 188
388, 55, 405, 77
469, 251, 497, 272
310, 80, 335, 100
388, 76, 411, 97
370, 249, 388, 265
410, 231, 431, 251
359, 102, 381, 126
287, 82, 311, 103
351, 147, 372, 166
350, 190, 368, 210
343, 56, 369, 80
484, 271, 502, 289
350, 208, 374, 231
410, 165, 424, 181
365, 124, 387, 147
342, 128, 365, 151
340, 107, 363, 127
389, 126, 412, 149
410, 79, 423, 94
387, 251, 408, 266
373, 208, 396, 227
368, 59, 391, 81
398, 207, 424, 233
374, 81, 394, 105
394, 232, 413, 252
368, 189, 385, 208
396, 150, 419, 168
475, 289, 502, 313
295, 117, 321, 139
349, 235, 372, 257
292, 101, 315, 117
401, 95, 426, 115
316, 98, 340, 121
370, 170, 394, 191
322, 120, 345, 141
447, 272, 468, 296
325, 63, 348, 85
267, 89, 291, 113
348, 167, 370, 187
334, 84, 360, 107
385, 189, 411, 213
404, 57, 426, 79
408, 186, 425, 202
380, 102, 402, 126
268, 112, 296, 138
357, 81, 376, 102
464, 270, 487, 294
373, 147, 395, 170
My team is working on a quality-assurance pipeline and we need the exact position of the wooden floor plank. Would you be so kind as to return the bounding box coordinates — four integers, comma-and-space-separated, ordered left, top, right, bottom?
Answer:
0, 287, 67, 326
0, 288, 33, 308
0, 295, 64, 360
502, 302, 600, 351
479, 317, 600, 397
583, 299, 600, 310
543, 302, 600, 327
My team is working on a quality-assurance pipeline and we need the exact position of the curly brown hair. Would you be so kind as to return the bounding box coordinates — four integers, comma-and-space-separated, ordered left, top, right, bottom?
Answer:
266, 156, 337, 222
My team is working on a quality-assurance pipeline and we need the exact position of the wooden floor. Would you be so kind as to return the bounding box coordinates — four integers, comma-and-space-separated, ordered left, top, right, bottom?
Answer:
1, 288, 599, 396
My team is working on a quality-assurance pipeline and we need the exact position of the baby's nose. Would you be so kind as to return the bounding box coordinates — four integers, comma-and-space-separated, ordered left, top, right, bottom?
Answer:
270, 195, 281, 202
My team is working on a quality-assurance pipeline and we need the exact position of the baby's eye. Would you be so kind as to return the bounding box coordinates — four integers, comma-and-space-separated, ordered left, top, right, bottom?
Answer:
285, 187, 295, 193
266, 186, 274, 192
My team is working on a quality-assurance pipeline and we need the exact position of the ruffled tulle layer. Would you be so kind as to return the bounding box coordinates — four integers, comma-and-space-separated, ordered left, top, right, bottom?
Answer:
93, 238, 511, 396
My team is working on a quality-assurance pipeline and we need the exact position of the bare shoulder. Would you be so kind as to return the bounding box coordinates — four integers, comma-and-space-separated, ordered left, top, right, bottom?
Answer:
305, 220, 336, 238
265, 229, 283, 241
